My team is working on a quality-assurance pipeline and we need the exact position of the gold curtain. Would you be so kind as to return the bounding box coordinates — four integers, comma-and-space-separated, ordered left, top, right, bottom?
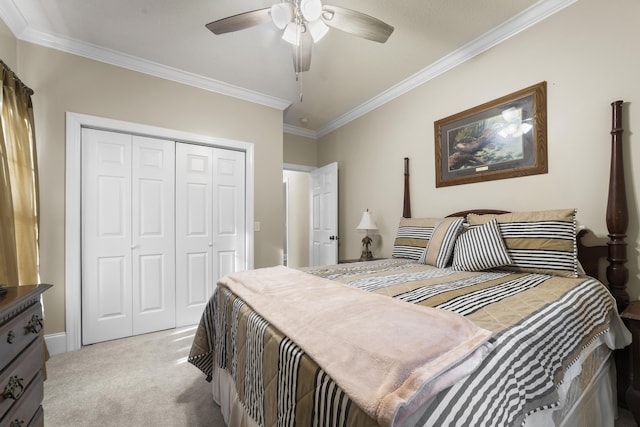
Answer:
0, 61, 39, 286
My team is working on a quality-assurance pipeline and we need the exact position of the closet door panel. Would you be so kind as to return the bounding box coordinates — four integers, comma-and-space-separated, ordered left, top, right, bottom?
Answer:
131, 136, 176, 335
187, 253, 208, 305
96, 257, 127, 318
82, 128, 133, 345
176, 143, 214, 327
212, 149, 246, 278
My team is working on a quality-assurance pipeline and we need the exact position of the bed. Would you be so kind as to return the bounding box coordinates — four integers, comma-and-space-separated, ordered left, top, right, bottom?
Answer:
188, 101, 633, 426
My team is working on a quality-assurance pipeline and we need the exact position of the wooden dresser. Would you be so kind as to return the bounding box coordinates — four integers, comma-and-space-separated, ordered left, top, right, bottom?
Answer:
0, 284, 52, 427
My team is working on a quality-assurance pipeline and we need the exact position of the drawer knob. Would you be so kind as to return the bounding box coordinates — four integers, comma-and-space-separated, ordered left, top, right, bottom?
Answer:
7, 330, 15, 343
26, 314, 43, 334
3, 375, 25, 400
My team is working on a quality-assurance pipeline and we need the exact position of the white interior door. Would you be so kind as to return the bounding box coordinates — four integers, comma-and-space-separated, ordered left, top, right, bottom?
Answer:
82, 129, 176, 345
175, 144, 245, 327
131, 136, 176, 335
83, 130, 246, 341
212, 148, 246, 279
82, 129, 133, 344
310, 162, 338, 266
175, 143, 213, 327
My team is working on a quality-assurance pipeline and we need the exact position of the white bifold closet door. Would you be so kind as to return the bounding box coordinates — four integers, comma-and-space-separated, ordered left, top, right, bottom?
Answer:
175, 143, 245, 327
82, 130, 246, 345
82, 129, 176, 345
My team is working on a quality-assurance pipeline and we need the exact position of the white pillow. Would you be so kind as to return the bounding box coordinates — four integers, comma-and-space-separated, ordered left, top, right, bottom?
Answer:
452, 218, 512, 271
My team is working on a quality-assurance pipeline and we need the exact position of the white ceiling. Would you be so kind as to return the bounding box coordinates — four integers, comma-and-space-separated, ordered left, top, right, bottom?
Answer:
0, 0, 575, 137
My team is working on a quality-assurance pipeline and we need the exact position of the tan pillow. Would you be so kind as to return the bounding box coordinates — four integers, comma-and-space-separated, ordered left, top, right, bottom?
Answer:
467, 209, 577, 277
419, 217, 465, 267
392, 217, 441, 260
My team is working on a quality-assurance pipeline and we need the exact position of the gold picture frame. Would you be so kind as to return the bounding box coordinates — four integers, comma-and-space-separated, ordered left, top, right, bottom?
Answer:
434, 81, 548, 187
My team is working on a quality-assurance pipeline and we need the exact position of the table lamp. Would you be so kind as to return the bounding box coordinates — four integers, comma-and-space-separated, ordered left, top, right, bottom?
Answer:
356, 209, 378, 260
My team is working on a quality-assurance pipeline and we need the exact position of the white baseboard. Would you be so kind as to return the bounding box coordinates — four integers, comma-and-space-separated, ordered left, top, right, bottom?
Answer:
45, 332, 67, 355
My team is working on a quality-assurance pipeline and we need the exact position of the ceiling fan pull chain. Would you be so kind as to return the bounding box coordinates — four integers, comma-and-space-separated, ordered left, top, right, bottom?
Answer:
295, 30, 303, 103
296, 72, 303, 103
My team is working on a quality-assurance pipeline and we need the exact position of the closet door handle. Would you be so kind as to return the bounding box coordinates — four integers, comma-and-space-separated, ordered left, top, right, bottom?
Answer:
131, 244, 138, 250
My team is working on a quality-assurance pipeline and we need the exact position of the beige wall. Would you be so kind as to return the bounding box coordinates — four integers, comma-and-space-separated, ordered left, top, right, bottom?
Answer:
284, 170, 311, 268
284, 132, 317, 167
0, 20, 16, 69
318, 0, 640, 299
5, 41, 284, 335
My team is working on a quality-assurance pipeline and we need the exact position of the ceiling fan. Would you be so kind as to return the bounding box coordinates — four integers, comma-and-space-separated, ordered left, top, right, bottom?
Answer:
205, 0, 394, 73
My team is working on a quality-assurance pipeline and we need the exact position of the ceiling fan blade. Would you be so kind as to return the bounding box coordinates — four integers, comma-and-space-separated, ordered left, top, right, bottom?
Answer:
293, 31, 313, 73
321, 5, 394, 43
206, 8, 272, 35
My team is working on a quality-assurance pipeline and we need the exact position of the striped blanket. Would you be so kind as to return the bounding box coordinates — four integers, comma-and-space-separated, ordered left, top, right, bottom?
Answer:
188, 259, 631, 426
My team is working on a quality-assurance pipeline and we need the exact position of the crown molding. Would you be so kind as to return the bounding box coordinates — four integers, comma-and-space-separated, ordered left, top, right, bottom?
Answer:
283, 123, 318, 139
284, 163, 316, 172
0, 0, 290, 112
316, 0, 577, 138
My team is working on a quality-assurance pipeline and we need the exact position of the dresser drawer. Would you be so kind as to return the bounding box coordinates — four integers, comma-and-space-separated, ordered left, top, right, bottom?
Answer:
0, 303, 43, 369
28, 405, 44, 427
0, 338, 44, 419
0, 371, 43, 427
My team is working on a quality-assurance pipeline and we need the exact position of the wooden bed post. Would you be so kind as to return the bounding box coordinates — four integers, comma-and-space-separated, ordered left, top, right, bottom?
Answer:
403, 157, 411, 218
606, 100, 630, 313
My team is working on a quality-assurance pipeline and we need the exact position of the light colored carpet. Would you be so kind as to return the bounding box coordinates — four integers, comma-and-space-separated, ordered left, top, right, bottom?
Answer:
42, 326, 225, 426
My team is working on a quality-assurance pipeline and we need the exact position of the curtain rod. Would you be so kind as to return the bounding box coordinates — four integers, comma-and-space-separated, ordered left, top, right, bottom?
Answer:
0, 58, 34, 96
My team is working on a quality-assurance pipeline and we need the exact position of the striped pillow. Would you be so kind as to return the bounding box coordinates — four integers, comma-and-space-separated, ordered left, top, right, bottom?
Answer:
392, 217, 441, 260
452, 219, 512, 271
467, 209, 578, 277
419, 217, 465, 267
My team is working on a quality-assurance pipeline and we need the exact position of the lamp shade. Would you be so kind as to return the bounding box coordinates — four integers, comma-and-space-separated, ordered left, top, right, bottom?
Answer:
356, 210, 378, 231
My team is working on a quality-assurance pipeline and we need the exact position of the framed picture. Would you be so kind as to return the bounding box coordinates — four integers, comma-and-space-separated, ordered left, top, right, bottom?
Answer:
434, 81, 547, 187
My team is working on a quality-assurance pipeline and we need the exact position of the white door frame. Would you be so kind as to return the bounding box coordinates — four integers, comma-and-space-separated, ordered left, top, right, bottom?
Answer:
65, 112, 255, 352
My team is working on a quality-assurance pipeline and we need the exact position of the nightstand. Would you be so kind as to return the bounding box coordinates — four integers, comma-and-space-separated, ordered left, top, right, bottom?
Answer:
620, 300, 640, 424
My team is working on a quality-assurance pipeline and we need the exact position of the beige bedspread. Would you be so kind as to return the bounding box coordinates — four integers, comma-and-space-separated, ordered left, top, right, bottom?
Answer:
215, 265, 493, 426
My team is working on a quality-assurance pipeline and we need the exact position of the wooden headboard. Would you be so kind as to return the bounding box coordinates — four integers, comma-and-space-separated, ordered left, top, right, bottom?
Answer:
402, 101, 630, 312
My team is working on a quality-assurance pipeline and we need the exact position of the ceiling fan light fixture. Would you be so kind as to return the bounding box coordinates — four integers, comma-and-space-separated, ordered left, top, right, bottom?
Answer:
282, 21, 300, 45
271, 3, 293, 30
308, 19, 329, 42
300, 0, 322, 22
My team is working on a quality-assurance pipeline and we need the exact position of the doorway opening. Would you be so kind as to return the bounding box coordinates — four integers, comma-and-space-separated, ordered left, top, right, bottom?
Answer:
283, 166, 312, 268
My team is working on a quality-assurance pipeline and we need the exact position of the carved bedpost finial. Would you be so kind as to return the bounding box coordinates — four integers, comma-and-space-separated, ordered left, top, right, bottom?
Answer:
606, 100, 630, 312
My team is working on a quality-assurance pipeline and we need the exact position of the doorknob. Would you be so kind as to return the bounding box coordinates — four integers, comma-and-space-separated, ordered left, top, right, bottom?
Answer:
329, 235, 339, 241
